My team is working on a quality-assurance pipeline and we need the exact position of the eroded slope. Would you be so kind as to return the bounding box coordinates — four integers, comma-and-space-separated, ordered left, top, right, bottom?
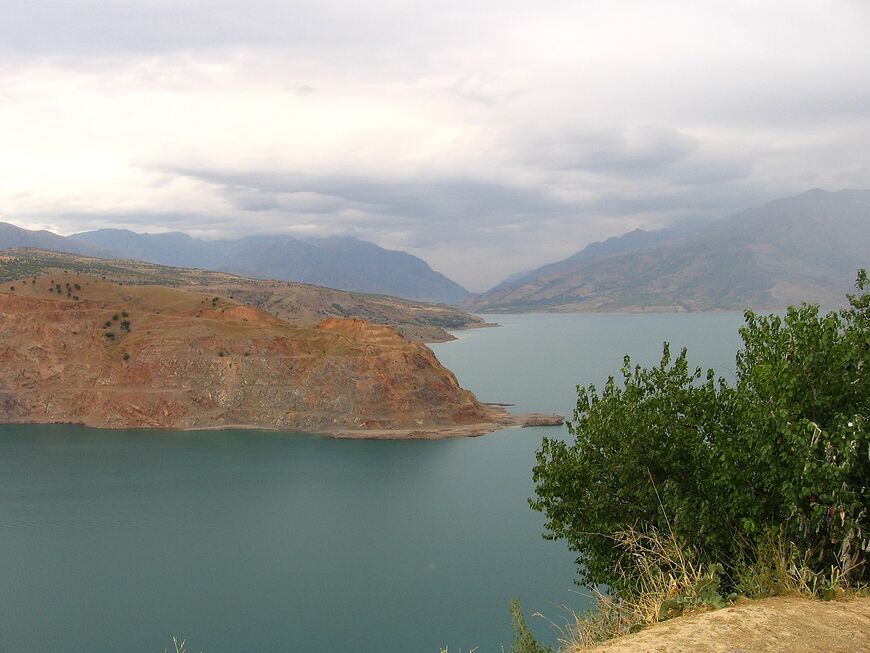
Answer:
0, 275, 503, 436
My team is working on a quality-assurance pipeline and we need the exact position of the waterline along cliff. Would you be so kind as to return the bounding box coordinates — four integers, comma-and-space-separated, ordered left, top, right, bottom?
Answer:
0, 275, 559, 437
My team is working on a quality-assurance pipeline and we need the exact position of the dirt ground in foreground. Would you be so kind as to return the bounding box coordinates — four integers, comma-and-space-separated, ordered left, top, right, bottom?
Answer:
579, 596, 870, 653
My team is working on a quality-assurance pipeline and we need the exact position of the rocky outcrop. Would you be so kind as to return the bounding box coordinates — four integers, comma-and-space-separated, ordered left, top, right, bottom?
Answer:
0, 276, 518, 436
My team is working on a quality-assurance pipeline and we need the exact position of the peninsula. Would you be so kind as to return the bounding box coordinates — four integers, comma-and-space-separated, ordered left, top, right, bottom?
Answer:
0, 275, 560, 437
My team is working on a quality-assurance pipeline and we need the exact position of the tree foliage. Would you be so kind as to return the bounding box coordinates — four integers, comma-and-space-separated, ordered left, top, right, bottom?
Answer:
531, 272, 869, 591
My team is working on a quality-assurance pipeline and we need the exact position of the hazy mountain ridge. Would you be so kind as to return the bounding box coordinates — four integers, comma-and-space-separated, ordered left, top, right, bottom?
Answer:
465, 189, 870, 313
0, 222, 110, 257
0, 223, 469, 304
69, 229, 469, 303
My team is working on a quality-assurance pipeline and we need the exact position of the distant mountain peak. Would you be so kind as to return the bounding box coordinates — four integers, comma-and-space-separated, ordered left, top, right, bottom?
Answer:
467, 188, 869, 313
2, 223, 468, 304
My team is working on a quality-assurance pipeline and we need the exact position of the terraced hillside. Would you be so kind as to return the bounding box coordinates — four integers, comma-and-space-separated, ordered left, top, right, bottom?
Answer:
0, 275, 514, 436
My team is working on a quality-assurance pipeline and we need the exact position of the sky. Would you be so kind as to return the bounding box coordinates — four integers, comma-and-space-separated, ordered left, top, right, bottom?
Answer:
1, 1, 869, 291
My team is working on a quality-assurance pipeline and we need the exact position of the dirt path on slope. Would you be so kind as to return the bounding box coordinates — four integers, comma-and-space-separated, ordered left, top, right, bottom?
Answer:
580, 596, 870, 653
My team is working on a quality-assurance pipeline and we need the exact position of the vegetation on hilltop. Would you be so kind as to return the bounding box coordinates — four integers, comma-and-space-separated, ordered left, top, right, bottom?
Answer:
0, 249, 490, 342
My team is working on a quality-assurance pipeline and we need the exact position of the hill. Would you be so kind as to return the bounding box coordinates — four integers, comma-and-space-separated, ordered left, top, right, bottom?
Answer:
66, 229, 470, 304
0, 276, 555, 436
465, 189, 870, 312
578, 596, 870, 653
0, 249, 490, 342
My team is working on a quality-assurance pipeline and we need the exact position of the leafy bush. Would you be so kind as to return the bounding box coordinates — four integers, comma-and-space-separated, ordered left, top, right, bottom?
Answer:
531, 272, 869, 593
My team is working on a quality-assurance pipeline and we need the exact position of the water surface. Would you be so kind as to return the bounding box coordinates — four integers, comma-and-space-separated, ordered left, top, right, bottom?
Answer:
0, 312, 744, 652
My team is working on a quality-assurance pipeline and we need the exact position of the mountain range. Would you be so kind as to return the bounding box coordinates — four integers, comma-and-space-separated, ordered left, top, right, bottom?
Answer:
465, 189, 870, 313
0, 223, 468, 304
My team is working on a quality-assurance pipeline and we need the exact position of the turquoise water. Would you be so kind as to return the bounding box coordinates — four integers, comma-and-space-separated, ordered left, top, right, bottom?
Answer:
0, 313, 745, 652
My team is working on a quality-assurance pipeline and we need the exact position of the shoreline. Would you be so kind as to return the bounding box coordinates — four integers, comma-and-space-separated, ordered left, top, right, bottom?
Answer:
0, 411, 564, 440
325, 411, 563, 439
422, 320, 499, 343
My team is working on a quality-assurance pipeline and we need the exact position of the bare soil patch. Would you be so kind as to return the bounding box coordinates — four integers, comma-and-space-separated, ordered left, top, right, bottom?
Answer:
579, 596, 870, 653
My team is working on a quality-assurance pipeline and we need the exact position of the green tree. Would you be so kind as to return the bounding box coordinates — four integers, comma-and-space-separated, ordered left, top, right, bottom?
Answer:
531, 272, 869, 591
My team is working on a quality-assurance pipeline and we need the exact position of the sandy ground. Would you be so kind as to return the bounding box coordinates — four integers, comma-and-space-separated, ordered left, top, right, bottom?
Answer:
579, 596, 870, 653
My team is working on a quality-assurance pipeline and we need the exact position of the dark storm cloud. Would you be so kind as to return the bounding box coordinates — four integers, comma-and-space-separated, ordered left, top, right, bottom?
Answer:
525, 127, 699, 175
517, 126, 752, 186
157, 164, 570, 230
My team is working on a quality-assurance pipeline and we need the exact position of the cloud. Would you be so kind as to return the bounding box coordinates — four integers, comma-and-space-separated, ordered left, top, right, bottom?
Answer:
1, 1, 870, 290
157, 164, 568, 227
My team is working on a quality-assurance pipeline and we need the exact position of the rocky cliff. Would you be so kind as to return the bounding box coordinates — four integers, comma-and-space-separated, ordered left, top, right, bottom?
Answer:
0, 275, 524, 436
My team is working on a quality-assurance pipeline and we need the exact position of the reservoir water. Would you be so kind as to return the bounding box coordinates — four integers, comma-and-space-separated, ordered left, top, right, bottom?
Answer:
0, 313, 745, 652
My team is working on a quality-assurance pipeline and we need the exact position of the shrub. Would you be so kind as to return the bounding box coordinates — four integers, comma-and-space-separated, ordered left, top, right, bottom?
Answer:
531, 272, 869, 593
508, 600, 552, 653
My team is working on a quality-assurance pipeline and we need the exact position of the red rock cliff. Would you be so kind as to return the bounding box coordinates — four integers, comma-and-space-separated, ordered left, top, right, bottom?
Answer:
0, 276, 500, 435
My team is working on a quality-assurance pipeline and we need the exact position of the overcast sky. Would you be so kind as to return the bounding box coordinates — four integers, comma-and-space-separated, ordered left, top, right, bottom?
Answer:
1, 1, 869, 290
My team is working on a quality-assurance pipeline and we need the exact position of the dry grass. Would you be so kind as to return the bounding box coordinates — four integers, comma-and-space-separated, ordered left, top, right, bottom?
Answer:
734, 527, 862, 600
164, 638, 187, 653
554, 525, 866, 652
556, 525, 723, 650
